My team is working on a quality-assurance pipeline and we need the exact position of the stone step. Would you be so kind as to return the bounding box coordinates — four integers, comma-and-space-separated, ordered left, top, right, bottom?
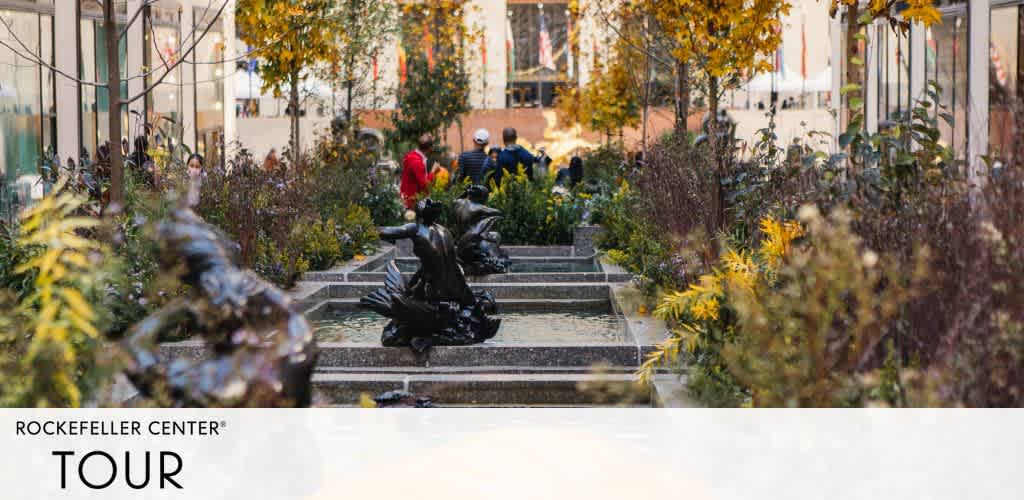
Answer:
159, 342, 652, 369
312, 372, 649, 406
316, 343, 645, 369
316, 365, 637, 375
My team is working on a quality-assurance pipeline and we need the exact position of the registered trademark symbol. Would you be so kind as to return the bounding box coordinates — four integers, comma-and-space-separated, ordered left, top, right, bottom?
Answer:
220, 421, 227, 428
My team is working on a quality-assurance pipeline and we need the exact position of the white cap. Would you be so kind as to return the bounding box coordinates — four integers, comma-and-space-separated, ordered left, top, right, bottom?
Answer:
473, 128, 490, 145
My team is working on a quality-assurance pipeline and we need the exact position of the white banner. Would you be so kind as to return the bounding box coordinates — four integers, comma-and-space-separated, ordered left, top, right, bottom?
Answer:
0, 409, 1020, 500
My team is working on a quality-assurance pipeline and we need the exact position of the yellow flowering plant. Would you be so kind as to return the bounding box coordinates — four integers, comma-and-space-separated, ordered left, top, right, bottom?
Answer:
1, 184, 116, 407
639, 215, 804, 405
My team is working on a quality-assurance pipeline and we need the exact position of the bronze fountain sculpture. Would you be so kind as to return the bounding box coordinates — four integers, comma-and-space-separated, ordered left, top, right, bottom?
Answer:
121, 207, 319, 407
359, 199, 500, 352
453, 184, 511, 275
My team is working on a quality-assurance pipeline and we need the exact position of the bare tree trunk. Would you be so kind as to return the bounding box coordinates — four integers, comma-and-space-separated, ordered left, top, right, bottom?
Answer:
457, 118, 464, 156
289, 71, 301, 164
346, 76, 353, 126
675, 59, 690, 135
640, 48, 651, 157
104, 1, 124, 211
641, 95, 649, 155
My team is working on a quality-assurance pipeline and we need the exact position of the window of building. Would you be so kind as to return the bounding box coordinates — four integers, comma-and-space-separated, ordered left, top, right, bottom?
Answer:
145, 4, 182, 148
41, 14, 55, 157
989, 3, 1020, 165
876, 24, 913, 121
926, 10, 968, 161
0, 9, 44, 217
80, 17, 97, 161
94, 22, 128, 155
506, 2, 571, 107
194, 7, 225, 167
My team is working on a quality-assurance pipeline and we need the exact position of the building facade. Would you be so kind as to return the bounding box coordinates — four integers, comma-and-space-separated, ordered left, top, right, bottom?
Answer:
1, 0, 236, 219
830, 0, 1018, 179
2, 0, 1014, 219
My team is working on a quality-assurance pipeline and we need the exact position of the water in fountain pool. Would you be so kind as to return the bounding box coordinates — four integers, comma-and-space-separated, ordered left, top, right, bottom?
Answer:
311, 310, 624, 344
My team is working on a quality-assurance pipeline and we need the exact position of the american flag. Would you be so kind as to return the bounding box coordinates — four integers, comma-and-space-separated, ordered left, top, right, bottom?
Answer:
538, 8, 555, 71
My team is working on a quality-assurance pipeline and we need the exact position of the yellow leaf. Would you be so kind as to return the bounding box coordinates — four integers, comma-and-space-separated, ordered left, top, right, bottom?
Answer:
60, 288, 95, 322
65, 308, 100, 338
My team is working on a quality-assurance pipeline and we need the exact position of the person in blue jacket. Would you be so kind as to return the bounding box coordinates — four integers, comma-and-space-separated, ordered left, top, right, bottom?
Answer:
495, 128, 545, 184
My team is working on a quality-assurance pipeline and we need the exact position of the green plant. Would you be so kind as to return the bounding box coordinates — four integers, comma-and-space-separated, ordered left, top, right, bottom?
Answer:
723, 207, 926, 407
593, 181, 690, 293
389, 54, 471, 147
363, 177, 405, 226
332, 203, 379, 260
301, 219, 343, 270
579, 144, 626, 193
255, 231, 310, 289
1, 186, 116, 407
485, 167, 583, 245
388, 1, 478, 150
0, 221, 37, 296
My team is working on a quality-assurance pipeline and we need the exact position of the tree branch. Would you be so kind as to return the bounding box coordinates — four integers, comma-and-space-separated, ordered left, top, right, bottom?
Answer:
124, 0, 230, 105
0, 17, 104, 86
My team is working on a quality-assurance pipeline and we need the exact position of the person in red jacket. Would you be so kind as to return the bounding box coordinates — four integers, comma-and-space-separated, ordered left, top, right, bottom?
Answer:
400, 133, 443, 209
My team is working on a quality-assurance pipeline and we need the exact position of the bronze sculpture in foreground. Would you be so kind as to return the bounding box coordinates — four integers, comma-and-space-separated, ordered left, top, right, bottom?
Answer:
121, 208, 319, 407
359, 199, 500, 352
453, 184, 511, 275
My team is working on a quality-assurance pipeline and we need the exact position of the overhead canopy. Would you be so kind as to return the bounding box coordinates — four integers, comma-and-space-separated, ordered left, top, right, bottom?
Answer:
804, 67, 832, 92
234, 71, 334, 99
0, 82, 16, 98
743, 66, 831, 93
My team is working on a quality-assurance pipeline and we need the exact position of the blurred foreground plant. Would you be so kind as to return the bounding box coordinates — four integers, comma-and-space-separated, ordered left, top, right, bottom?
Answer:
1, 185, 115, 407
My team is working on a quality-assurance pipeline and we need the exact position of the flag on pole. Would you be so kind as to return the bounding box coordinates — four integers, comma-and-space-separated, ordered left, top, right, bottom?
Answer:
372, 56, 378, 81
992, 42, 1008, 86
424, 24, 434, 69
481, 36, 487, 67
481, 35, 488, 108
775, 40, 784, 76
398, 45, 407, 84
506, 18, 515, 79
539, 8, 555, 71
566, 11, 575, 79
800, 14, 807, 79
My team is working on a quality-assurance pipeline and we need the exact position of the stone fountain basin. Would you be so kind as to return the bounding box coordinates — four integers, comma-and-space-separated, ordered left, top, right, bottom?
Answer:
299, 245, 632, 284
307, 298, 627, 345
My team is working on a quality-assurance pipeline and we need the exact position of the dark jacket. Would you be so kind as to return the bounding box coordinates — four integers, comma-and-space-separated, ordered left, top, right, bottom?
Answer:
457, 149, 490, 185
496, 144, 542, 183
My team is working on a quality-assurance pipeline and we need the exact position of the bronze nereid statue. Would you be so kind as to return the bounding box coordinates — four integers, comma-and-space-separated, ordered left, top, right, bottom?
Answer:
453, 184, 511, 275
121, 208, 319, 407
359, 199, 500, 352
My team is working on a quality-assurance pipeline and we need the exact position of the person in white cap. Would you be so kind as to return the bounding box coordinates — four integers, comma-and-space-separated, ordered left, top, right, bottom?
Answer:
456, 128, 493, 185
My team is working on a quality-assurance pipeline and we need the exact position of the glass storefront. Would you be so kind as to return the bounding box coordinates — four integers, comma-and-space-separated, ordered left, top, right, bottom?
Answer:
506, 2, 571, 107
1, 0, 231, 220
875, 24, 913, 121
79, 17, 96, 161
926, 9, 969, 161
989, 3, 1021, 165
0, 8, 51, 219
194, 7, 225, 166
145, 3, 182, 149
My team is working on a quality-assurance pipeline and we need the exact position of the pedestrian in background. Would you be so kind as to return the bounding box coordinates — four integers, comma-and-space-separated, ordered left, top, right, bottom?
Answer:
496, 127, 545, 183
400, 133, 442, 209
457, 128, 492, 185
186, 153, 205, 208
